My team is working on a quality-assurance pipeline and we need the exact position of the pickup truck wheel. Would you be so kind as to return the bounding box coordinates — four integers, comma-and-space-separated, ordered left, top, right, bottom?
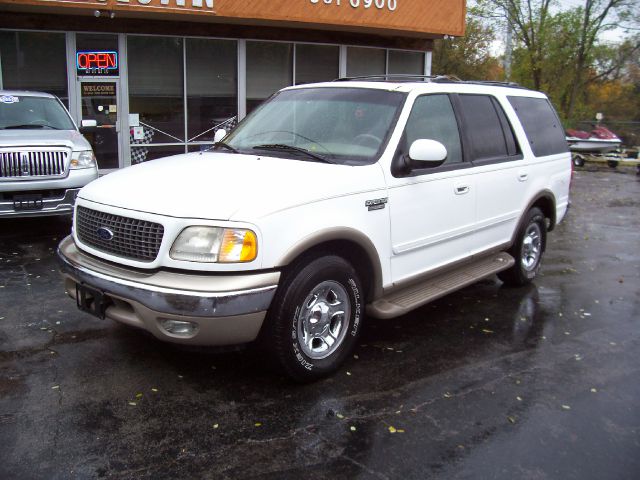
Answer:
498, 207, 546, 286
265, 255, 364, 382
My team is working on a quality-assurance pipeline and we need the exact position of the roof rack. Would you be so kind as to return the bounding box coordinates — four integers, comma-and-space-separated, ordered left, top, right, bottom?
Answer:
333, 74, 455, 83
333, 74, 527, 89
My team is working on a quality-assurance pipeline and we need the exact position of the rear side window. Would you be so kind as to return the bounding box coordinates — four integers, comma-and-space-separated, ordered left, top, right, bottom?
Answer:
458, 94, 519, 161
508, 96, 568, 157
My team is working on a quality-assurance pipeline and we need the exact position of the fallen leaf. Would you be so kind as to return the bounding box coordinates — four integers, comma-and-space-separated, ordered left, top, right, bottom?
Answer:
561, 405, 571, 410
151, 388, 158, 393
388, 426, 397, 433
128, 402, 137, 406
51, 385, 60, 390
397, 429, 405, 433
346, 371, 352, 376
507, 416, 516, 424
336, 413, 345, 419
481, 328, 494, 334
444, 392, 452, 398
213, 424, 219, 429
254, 422, 262, 427
135, 393, 143, 399
350, 426, 356, 432
353, 355, 359, 360
516, 396, 522, 401
590, 388, 598, 393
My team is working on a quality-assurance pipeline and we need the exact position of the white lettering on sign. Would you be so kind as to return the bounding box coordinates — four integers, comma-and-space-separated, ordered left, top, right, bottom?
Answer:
115, 0, 214, 9
310, 0, 396, 12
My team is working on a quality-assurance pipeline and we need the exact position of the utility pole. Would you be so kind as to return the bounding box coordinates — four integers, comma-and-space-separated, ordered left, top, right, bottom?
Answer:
504, 6, 513, 81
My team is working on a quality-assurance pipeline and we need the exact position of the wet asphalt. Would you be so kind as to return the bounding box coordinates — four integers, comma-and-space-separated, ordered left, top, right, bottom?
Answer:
1, 166, 639, 479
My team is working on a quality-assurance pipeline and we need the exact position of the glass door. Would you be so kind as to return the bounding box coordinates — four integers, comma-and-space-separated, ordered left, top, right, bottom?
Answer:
78, 79, 121, 170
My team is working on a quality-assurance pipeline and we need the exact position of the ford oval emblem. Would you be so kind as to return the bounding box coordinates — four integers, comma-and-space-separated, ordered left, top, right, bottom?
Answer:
96, 227, 114, 241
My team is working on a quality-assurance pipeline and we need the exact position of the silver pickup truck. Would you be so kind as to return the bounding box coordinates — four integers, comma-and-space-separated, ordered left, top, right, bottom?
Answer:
0, 91, 98, 217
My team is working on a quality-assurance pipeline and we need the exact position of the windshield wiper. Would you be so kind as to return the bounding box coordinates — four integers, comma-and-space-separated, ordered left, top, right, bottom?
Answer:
210, 141, 239, 153
252, 144, 335, 164
3, 124, 59, 130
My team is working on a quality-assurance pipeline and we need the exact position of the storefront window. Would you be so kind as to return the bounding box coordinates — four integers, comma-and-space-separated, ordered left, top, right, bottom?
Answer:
388, 50, 425, 75
131, 145, 186, 165
0, 31, 68, 105
295, 44, 339, 85
246, 41, 293, 113
186, 38, 237, 144
127, 36, 184, 144
346, 47, 386, 78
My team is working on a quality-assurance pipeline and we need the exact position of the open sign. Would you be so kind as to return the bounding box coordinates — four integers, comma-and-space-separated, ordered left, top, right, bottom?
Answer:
76, 51, 119, 76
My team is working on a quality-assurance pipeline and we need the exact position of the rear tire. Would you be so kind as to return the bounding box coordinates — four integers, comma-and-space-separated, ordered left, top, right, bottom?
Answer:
498, 207, 546, 286
263, 255, 364, 382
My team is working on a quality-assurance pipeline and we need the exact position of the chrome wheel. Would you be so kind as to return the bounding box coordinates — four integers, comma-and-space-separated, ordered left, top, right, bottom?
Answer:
521, 223, 542, 271
297, 280, 351, 360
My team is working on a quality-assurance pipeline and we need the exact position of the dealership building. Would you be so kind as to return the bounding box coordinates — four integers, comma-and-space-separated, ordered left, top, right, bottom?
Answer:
0, 0, 465, 170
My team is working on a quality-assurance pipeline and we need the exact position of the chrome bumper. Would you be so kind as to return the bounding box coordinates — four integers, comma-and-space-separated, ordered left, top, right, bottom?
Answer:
57, 236, 280, 345
0, 188, 80, 218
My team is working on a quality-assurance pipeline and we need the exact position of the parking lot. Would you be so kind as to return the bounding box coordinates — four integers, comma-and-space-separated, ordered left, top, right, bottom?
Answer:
1, 167, 639, 479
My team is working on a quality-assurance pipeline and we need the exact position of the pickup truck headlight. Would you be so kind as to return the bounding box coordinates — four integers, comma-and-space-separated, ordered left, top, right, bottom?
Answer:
70, 150, 97, 169
170, 226, 258, 263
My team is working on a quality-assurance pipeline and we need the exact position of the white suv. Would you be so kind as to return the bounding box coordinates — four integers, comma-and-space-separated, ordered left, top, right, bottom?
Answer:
57, 77, 571, 381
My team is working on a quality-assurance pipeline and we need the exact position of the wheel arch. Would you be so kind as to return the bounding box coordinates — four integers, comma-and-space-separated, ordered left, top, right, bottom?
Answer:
275, 227, 384, 302
510, 191, 556, 249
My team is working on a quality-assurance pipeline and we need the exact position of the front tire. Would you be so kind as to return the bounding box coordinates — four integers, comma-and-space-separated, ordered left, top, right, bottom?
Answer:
264, 255, 364, 382
498, 207, 546, 286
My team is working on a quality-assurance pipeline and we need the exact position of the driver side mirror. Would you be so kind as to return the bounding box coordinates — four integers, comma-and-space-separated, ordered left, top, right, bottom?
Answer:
408, 139, 447, 166
213, 129, 227, 143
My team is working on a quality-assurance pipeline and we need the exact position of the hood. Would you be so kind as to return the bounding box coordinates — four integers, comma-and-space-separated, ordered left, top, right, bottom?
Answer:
0, 129, 91, 150
79, 152, 386, 221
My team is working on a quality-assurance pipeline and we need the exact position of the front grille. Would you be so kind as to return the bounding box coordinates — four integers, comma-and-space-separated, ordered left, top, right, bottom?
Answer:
0, 150, 68, 178
76, 206, 164, 262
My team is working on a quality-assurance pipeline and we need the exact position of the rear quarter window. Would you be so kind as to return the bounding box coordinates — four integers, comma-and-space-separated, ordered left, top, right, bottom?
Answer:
508, 96, 568, 157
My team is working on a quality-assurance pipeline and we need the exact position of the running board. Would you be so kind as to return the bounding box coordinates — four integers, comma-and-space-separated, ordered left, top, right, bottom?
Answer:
368, 252, 515, 319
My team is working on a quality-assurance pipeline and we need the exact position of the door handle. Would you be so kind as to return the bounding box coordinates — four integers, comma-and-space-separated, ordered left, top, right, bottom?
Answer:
455, 185, 470, 195
518, 172, 529, 182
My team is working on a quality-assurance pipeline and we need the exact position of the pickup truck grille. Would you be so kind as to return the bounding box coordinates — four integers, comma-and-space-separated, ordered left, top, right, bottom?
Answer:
76, 206, 164, 262
0, 150, 68, 179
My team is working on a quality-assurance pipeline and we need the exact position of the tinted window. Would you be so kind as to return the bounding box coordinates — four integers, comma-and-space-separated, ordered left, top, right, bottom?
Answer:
404, 94, 462, 166
459, 94, 518, 161
508, 96, 568, 157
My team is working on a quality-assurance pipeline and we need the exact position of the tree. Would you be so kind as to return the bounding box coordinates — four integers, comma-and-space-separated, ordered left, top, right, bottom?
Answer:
431, 11, 502, 81
476, 0, 638, 121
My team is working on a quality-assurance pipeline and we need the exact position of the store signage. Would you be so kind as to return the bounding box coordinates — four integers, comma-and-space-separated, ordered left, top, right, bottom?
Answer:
99, 0, 213, 9
77, 51, 119, 76
81, 82, 117, 97
8, 0, 465, 37
310, 0, 397, 12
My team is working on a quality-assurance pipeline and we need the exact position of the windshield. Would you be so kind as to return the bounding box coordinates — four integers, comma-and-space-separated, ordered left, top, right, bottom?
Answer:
224, 87, 407, 165
0, 95, 76, 130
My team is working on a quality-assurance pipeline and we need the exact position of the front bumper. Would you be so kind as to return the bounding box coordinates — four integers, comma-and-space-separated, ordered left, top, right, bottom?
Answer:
0, 188, 80, 218
57, 235, 280, 346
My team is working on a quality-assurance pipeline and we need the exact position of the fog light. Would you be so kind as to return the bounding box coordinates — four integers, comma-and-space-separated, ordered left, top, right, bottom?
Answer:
160, 319, 198, 336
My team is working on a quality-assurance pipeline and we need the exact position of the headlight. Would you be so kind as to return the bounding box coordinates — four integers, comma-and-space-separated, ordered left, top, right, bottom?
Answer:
170, 226, 258, 263
70, 150, 97, 169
